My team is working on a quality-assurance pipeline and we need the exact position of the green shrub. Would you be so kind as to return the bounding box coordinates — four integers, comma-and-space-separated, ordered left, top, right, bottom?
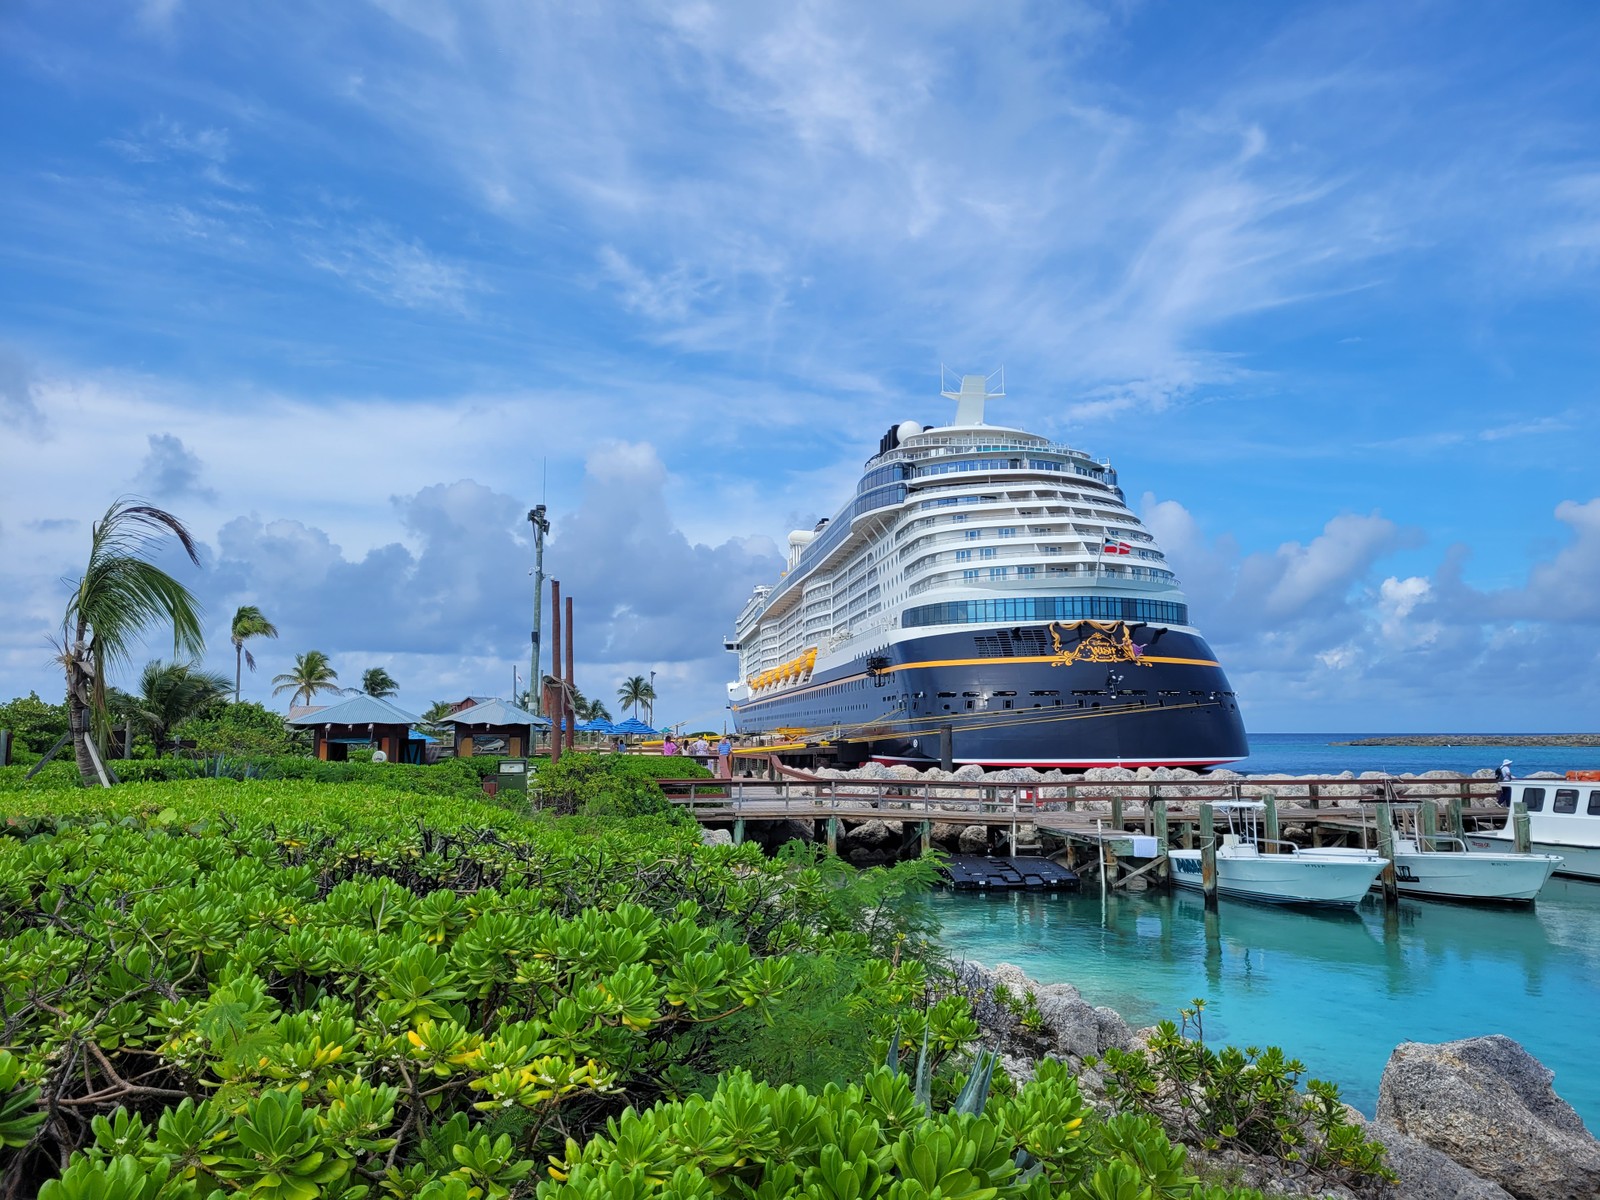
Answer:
0, 779, 951, 1193
0, 691, 69, 758
532, 752, 706, 823
1099, 1000, 1396, 1196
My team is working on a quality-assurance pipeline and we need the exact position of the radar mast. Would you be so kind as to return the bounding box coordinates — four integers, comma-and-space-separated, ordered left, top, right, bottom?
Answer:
940, 366, 1004, 426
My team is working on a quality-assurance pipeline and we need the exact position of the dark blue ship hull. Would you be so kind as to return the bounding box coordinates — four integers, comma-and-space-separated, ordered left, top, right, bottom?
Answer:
730, 622, 1246, 769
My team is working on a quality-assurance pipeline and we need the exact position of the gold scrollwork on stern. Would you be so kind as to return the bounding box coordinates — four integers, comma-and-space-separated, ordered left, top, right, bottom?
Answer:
1047, 620, 1153, 668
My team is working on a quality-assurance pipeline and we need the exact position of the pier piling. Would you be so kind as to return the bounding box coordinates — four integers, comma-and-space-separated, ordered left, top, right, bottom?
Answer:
1420, 800, 1439, 849
939, 725, 953, 772
1512, 802, 1531, 854
1263, 792, 1279, 853
1199, 803, 1217, 910
1447, 797, 1466, 843
1376, 802, 1399, 909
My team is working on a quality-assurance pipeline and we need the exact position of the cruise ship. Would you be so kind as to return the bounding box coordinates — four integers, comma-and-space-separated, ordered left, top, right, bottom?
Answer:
723, 373, 1248, 769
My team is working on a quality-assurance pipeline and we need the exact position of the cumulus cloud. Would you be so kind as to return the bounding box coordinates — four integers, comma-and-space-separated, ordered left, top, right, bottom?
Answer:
185, 452, 780, 717
1146, 493, 1600, 728
134, 433, 217, 502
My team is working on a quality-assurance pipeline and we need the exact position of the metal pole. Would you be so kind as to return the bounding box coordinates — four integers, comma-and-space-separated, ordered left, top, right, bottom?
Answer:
550, 579, 562, 765
649, 669, 656, 729
564, 594, 575, 752
527, 506, 548, 717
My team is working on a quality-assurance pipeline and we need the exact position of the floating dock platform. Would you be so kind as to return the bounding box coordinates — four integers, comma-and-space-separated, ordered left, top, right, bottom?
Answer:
941, 855, 1079, 892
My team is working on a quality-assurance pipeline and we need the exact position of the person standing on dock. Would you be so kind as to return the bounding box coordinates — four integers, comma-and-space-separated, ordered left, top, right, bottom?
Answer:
717, 734, 732, 779
662, 735, 679, 756
1498, 759, 1514, 782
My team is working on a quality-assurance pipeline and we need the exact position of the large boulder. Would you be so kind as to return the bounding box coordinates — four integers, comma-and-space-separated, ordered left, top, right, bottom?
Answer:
750, 818, 817, 849
957, 962, 1131, 1064
1376, 1035, 1600, 1200
845, 819, 902, 849
699, 827, 734, 847
958, 825, 990, 853
1355, 1117, 1513, 1200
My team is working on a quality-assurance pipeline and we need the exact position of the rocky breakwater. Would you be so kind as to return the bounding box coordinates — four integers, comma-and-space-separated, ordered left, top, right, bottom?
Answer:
956, 960, 1590, 1200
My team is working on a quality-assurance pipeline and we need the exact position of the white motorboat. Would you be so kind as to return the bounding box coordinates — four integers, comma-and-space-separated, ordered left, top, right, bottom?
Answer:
1303, 804, 1561, 903
1466, 776, 1600, 882
1168, 802, 1385, 908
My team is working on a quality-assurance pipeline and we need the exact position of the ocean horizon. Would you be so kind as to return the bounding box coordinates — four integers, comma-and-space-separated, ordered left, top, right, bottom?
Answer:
1227, 732, 1599, 779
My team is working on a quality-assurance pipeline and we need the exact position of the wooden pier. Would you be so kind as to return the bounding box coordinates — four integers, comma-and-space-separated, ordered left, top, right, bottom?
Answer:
659, 769, 1511, 907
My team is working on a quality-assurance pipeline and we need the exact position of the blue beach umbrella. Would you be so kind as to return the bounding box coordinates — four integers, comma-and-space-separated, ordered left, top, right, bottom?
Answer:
577, 718, 616, 734
612, 716, 658, 736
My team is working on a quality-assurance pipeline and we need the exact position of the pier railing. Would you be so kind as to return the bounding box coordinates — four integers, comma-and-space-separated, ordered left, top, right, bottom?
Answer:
657, 774, 1502, 825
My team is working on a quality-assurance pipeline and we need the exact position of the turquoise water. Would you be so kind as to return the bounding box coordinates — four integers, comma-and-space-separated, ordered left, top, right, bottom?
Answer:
933, 879, 1600, 1132
1234, 733, 1600, 778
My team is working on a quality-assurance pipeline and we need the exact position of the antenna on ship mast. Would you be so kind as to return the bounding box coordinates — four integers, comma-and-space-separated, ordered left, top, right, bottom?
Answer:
939, 365, 1004, 426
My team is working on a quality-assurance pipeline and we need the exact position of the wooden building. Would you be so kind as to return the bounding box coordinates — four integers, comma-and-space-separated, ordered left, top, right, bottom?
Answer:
287, 694, 424, 763
441, 698, 549, 758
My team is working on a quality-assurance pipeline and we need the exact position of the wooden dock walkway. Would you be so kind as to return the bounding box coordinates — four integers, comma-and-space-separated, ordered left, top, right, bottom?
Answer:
659, 773, 1506, 869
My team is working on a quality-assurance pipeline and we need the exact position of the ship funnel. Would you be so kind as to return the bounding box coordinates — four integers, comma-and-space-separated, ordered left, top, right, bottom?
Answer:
940, 366, 1004, 426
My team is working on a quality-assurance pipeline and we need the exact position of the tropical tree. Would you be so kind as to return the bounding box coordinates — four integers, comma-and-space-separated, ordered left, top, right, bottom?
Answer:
616, 674, 654, 718
271, 650, 346, 709
361, 667, 399, 699
420, 699, 455, 734
59, 499, 204, 786
132, 659, 231, 755
229, 604, 280, 703
574, 692, 612, 723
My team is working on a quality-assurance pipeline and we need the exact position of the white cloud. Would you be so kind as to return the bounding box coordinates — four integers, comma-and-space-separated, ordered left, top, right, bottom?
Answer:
300, 224, 478, 314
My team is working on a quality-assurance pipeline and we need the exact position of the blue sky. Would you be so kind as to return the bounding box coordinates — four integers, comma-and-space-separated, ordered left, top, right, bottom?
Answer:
3, 0, 1599, 734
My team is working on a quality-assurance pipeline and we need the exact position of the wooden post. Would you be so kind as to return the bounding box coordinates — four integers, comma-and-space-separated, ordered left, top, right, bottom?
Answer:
564, 594, 575, 751
1420, 800, 1439, 850
1512, 802, 1531, 854
939, 724, 953, 772
1199, 803, 1217, 910
826, 816, 837, 855
1263, 792, 1279, 854
549, 580, 562, 764
732, 817, 745, 845
1153, 799, 1169, 848
1376, 802, 1398, 909
1448, 797, 1466, 842
1110, 794, 1124, 833
920, 819, 931, 855
1307, 781, 1320, 811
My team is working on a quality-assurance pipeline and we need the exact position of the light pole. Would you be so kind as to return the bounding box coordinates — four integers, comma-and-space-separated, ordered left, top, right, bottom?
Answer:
648, 669, 655, 728
527, 505, 549, 718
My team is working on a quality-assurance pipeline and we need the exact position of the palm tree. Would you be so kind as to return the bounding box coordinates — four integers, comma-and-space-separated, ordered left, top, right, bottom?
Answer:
271, 650, 346, 709
576, 695, 612, 723
229, 605, 280, 703
420, 699, 454, 737
60, 500, 204, 786
616, 675, 654, 718
134, 659, 231, 756
361, 667, 399, 699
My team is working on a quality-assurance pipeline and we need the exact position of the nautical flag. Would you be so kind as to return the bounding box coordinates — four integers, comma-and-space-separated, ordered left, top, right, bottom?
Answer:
1102, 539, 1132, 555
